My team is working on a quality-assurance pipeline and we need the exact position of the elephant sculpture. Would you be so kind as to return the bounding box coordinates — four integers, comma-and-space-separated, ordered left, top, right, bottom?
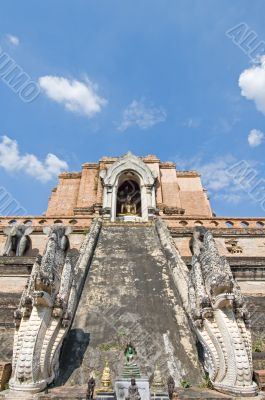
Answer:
3, 223, 33, 257
43, 225, 72, 251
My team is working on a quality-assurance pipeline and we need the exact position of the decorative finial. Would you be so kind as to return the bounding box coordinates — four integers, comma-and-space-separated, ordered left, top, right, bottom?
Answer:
97, 359, 112, 392
152, 365, 165, 393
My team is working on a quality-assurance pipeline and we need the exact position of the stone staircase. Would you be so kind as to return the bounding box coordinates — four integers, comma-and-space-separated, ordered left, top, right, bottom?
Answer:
55, 222, 203, 388
1, 386, 264, 400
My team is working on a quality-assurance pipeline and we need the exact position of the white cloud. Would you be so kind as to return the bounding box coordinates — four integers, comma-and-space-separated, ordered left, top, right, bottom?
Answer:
38, 75, 107, 117
0, 136, 68, 183
182, 118, 200, 128
176, 154, 254, 205
239, 55, 265, 114
248, 129, 264, 147
191, 156, 237, 191
118, 99, 167, 131
213, 193, 242, 204
6, 34, 19, 46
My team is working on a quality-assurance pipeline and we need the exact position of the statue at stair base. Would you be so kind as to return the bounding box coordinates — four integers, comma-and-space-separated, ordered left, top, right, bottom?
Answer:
9, 219, 102, 393
189, 227, 258, 397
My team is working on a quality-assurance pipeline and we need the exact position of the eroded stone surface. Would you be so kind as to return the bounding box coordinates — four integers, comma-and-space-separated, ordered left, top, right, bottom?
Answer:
57, 223, 202, 387
0, 153, 265, 399
188, 228, 257, 396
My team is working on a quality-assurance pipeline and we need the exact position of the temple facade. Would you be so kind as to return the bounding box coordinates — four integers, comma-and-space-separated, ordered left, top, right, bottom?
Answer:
0, 152, 265, 398
45, 152, 211, 220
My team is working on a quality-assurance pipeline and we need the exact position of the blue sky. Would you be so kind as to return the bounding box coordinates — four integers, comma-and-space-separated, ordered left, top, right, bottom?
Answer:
0, 1, 265, 217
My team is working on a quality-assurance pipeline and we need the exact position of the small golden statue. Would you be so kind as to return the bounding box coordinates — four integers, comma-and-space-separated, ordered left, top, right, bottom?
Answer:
97, 359, 112, 392
121, 195, 137, 215
152, 365, 165, 393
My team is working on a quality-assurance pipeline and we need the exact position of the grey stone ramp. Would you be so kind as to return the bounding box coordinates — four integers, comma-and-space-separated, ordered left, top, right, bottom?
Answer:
56, 223, 203, 387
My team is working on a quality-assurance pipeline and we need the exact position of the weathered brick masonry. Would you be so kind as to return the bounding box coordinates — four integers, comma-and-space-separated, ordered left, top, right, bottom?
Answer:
0, 152, 264, 395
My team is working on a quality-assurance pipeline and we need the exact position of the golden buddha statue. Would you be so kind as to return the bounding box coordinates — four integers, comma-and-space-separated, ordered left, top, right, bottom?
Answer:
152, 365, 165, 393
121, 195, 137, 215
97, 359, 112, 392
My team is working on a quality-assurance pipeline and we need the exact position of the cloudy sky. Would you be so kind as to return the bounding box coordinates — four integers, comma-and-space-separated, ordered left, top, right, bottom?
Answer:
0, 1, 265, 217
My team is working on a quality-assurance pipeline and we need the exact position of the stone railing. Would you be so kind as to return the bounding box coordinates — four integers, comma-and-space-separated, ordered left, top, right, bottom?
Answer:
0, 216, 94, 229
163, 217, 265, 230
8, 219, 102, 393
0, 216, 264, 230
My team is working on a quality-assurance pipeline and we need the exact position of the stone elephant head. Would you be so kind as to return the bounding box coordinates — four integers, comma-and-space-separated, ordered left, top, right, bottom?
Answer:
43, 225, 72, 251
3, 223, 33, 256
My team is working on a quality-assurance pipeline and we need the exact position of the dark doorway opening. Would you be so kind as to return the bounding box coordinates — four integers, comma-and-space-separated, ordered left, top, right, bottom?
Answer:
116, 179, 141, 216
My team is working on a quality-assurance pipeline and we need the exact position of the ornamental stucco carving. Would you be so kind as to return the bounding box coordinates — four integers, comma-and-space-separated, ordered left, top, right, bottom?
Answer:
189, 227, 257, 396
225, 238, 243, 254
100, 152, 157, 221
9, 219, 102, 393
7, 217, 258, 397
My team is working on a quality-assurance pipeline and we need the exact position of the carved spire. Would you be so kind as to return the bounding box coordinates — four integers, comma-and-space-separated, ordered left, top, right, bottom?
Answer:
152, 365, 165, 393
97, 359, 112, 392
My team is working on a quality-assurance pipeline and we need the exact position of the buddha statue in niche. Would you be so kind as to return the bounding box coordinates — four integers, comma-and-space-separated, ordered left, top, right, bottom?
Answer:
121, 195, 137, 215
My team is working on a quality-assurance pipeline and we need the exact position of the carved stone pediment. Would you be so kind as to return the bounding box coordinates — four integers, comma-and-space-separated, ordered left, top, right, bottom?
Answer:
101, 151, 157, 186
225, 239, 243, 254
100, 152, 157, 222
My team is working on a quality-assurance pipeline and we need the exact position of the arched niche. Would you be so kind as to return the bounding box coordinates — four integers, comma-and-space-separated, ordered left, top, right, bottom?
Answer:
116, 172, 142, 217
100, 152, 157, 222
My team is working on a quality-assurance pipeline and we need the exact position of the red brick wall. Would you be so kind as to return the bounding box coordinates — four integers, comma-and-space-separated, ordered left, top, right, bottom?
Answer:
160, 167, 181, 208
76, 164, 98, 208
46, 173, 81, 216
45, 156, 212, 217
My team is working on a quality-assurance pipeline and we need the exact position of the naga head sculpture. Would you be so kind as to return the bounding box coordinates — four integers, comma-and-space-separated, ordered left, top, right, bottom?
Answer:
189, 227, 258, 396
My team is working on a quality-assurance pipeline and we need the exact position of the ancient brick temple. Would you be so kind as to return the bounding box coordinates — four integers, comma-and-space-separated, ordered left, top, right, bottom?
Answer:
0, 152, 265, 398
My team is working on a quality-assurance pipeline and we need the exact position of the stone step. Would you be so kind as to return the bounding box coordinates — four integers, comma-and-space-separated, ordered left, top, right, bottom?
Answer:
175, 387, 265, 399
1, 387, 264, 400
60, 224, 202, 387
